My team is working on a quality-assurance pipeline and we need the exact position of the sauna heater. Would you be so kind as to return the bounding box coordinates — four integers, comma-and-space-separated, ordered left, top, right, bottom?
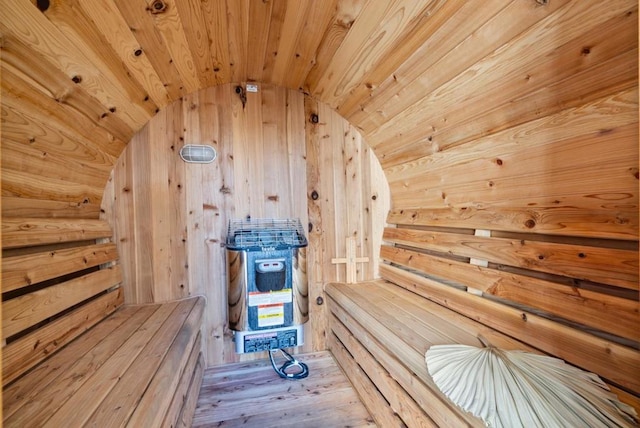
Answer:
226, 218, 308, 354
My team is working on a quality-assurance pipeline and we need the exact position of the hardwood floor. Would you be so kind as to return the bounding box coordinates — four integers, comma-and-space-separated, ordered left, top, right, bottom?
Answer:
193, 351, 376, 427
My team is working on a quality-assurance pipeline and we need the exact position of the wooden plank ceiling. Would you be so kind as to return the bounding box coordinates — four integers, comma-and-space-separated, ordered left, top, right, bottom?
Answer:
3, 0, 625, 215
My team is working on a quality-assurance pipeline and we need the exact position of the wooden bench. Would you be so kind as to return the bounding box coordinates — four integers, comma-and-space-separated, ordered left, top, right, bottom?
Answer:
325, 227, 640, 427
2, 218, 205, 427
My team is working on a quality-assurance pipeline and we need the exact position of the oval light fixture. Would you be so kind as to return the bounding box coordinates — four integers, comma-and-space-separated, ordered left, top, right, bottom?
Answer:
179, 144, 217, 163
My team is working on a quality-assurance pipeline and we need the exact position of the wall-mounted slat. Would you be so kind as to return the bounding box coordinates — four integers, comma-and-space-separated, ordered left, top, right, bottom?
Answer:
380, 264, 640, 394
3, 266, 123, 340
387, 206, 638, 242
2, 288, 124, 387
381, 245, 639, 342
1, 196, 101, 219
2, 141, 110, 190
2, 170, 104, 210
383, 228, 638, 290
2, 218, 113, 249
2, 242, 119, 293
0, 102, 118, 178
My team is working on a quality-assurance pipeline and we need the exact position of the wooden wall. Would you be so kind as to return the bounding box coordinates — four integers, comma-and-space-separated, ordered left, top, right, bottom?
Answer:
376, 0, 639, 390
101, 83, 389, 366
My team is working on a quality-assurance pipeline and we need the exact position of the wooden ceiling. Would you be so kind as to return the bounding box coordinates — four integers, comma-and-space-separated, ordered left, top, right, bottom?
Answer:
1, 0, 638, 217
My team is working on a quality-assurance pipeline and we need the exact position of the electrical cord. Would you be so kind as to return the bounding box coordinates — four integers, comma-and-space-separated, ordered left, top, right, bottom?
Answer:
269, 348, 309, 380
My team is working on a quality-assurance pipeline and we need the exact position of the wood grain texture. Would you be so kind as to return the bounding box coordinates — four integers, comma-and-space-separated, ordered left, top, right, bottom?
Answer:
0, 0, 636, 401
382, 245, 639, 342
329, 330, 409, 427
327, 279, 640, 422
192, 351, 375, 427
105, 83, 389, 366
2, 304, 154, 425
162, 338, 203, 428
2, 218, 113, 249
3, 296, 205, 428
2, 266, 123, 340
2, 287, 124, 387
379, 265, 640, 394
383, 227, 638, 290
326, 284, 484, 427
2, 242, 119, 293
330, 319, 436, 427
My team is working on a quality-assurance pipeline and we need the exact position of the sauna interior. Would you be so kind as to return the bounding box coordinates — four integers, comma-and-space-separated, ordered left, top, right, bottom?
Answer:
1, 0, 638, 426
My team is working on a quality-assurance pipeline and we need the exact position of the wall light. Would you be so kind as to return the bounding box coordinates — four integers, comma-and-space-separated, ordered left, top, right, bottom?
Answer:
179, 144, 217, 163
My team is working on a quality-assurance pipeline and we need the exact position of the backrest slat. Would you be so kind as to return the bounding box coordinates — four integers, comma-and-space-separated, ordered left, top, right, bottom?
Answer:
2, 218, 113, 250
1, 217, 123, 386
2, 242, 119, 293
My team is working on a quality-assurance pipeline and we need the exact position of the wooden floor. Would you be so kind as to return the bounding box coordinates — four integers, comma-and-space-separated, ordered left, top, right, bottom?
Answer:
193, 351, 375, 427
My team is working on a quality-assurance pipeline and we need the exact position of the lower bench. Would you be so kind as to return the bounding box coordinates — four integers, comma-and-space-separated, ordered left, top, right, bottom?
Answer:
326, 280, 640, 427
3, 296, 205, 428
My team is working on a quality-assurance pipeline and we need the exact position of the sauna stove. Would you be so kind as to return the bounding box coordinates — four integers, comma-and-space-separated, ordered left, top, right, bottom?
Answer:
226, 218, 308, 354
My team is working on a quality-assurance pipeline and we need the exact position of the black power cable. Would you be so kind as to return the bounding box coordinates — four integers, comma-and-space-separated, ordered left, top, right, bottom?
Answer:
269, 348, 309, 380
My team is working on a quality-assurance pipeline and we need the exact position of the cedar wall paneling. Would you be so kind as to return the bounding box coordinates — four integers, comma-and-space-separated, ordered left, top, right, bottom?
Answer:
101, 83, 389, 366
378, 0, 639, 377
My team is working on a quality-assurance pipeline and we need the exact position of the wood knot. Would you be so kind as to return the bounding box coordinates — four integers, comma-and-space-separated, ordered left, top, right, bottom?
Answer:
524, 219, 536, 229
149, 0, 167, 14
36, 0, 49, 12
71, 75, 82, 84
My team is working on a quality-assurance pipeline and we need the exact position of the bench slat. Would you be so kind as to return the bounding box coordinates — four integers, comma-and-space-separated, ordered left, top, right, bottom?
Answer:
84, 298, 201, 426
2, 304, 148, 425
125, 298, 205, 427
2, 242, 119, 293
2, 218, 113, 250
329, 317, 436, 427
380, 263, 640, 394
2, 287, 124, 387
2, 266, 123, 340
163, 335, 204, 428
37, 302, 181, 427
382, 245, 639, 342
326, 283, 483, 427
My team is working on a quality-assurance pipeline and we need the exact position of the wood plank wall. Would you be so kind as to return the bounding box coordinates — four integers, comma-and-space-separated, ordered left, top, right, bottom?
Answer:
375, 0, 640, 386
101, 83, 389, 366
